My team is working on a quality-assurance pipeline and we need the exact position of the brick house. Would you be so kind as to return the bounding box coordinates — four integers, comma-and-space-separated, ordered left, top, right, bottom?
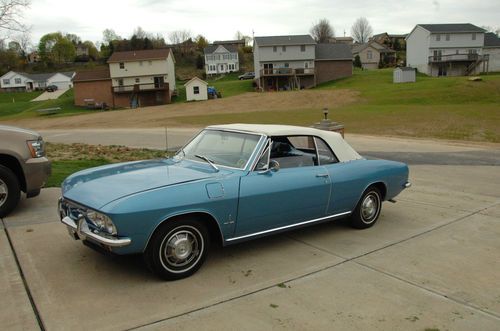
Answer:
315, 44, 353, 85
73, 49, 176, 108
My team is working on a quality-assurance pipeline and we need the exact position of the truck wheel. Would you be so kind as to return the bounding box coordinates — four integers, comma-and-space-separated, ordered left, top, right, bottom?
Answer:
144, 218, 209, 280
0, 165, 21, 218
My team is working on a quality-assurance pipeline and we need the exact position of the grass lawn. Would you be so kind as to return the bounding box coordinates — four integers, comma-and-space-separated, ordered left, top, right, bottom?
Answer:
45, 143, 169, 187
0, 89, 101, 120
174, 69, 500, 142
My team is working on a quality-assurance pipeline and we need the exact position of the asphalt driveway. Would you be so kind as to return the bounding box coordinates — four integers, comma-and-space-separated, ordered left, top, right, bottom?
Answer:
1, 134, 499, 330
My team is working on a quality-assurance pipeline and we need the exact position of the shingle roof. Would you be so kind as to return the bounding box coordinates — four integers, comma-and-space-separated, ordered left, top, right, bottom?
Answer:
213, 39, 245, 45
418, 23, 485, 33
28, 73, 55, 81
351, 41, 394, 54
204, 44, 238, 54
484, 32, 500, 47
61, 71, 75, 78
73, 69, 111, 82
315, 44, 352, 60
254, 35, 316, 46
107, 49, 171, 63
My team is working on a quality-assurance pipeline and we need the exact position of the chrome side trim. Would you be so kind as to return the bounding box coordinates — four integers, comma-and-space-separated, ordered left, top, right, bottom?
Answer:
226, 211, 352, 242
61, 215, 132, 247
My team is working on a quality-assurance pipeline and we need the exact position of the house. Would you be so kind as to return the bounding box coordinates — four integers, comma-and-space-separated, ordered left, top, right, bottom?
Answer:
73, 48, 176, 108
483, 32, 500, 72
204, 44, 239, 76
315, 44, 353, 84
351, 41, 396, 69
371, 33, 407, 51
0, 71, 74, 91
406, 23, 489, 76
213, 39, 246, 48
184, 77, 208, 101
76, 44, 89, 57
330, 37, 354, 45
253, 34, 353, 91
108, 48, 176, 107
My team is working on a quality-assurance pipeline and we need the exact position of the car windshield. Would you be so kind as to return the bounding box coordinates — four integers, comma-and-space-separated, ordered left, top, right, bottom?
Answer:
176, 130, 262, 169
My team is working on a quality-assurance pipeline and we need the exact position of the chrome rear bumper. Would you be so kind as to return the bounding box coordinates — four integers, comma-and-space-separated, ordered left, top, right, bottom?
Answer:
61, 215, 131, 248
404, 181, 412, 188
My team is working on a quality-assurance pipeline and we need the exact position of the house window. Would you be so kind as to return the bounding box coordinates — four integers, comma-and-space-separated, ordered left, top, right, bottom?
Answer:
284, 63, 289, 68
15, 78, 21, 84
118, 79, 124, 86
305, 62, 309, 68
472, 33, 476, 40
436, 34, 441, 41
119, 62, 124, 69
273, 46, 277, 52
446, 34, 450, 41
282, 46, 286, 52
367, 50, 373, 59
3, 79, 9, 85
301, 45, 306, 52
193, 86, 199, 95
135, 78, 140, 83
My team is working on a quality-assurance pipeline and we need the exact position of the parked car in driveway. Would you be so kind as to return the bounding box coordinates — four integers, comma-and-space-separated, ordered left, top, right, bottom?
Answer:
45, 85, 58, 92
0, 125, 51, 217
59, 124, 410, 280
238, 72, 255, 80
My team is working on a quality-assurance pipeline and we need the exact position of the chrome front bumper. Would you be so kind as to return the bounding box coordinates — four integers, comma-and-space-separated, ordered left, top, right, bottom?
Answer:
61, 215, 132, 248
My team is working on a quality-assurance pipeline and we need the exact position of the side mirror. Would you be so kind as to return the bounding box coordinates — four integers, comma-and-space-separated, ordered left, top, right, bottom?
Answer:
269, 159, 280, 172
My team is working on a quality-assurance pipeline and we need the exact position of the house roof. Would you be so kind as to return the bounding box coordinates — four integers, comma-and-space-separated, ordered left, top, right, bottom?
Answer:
315, 44, 352, 61
61, 71, 75, 78
28, 73, 55, 81
484, 32, 500, 47
213, 39, 245, 45
107, 49, 171, 63
207, 124, 362, 163
183, 76, 208, 86
204, 44, 238, 54
352, 41, 395, 54
73, 69, 111, 82
254, 35, 316, 46
417, 23, 485, 33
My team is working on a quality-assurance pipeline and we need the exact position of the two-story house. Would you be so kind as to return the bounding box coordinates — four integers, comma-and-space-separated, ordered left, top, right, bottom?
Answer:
351, 41, 396, 69
253, 34, 353, 91
204, 44, 239, 76
73, 49, 176, 108
406, 23, 489, 76
253, 35, 317, 91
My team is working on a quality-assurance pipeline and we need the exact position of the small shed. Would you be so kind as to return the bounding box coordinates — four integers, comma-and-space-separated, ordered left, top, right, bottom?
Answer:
393, 67, 416, 83
184, 77, 208, 101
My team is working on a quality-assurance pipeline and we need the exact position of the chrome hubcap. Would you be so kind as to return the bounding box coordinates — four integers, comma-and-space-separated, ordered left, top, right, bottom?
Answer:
0, 179, 8, 207
361, 194, 378, 222
162, 230, 200, 268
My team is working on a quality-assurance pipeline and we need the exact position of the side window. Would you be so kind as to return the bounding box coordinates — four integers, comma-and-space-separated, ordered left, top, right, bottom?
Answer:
270, 136, 316, 169
314, 137, 338, 165
255, 141, 270, 170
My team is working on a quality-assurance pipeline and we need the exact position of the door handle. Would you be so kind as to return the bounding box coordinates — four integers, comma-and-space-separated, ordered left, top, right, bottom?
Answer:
316, 173, 329, 178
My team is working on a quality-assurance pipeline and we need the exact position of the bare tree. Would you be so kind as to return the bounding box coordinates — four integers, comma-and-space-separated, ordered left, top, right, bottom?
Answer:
351, 17, 373, 43
168, 30, 191, 45
0, 0, 30, 33
102, 28, 122, 44
310, 19, 335, 43
481, 25, 500, 36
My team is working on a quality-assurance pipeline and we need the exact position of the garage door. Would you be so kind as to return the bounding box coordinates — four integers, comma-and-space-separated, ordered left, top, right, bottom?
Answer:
50, 81, 72, 89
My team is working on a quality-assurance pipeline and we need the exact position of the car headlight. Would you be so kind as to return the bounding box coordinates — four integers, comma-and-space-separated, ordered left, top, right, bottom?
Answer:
86, 211, 117, 235
27, 138, 45, 158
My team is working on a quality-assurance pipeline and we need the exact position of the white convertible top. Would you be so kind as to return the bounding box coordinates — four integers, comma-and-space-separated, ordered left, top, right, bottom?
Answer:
207, 124, 362, 162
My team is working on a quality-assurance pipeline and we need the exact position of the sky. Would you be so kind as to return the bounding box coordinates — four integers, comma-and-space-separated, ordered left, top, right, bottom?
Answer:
17, 0, 500, 46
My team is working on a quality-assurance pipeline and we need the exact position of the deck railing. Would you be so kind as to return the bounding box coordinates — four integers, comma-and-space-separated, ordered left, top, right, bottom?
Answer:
260, 68, 314, 76
428, 53, 489, 63
112, 83, 167, 93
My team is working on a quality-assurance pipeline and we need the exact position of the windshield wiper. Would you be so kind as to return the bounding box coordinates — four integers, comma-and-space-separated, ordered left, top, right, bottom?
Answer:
195, 154, 219, 172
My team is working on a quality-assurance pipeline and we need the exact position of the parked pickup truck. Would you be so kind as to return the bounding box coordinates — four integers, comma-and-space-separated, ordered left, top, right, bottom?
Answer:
0, 125, 51, 217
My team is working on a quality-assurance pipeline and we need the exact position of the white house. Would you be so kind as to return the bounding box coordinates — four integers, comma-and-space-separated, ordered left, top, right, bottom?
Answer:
204, 44, 239, 76
184, 77, 208, 101
406, 23, 489, 76
483, 32, 500, 72
0, 71, 74, 91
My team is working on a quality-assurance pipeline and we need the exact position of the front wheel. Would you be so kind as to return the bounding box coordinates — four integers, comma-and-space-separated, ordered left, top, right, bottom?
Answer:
144, 219, 209, 280
0, 165, 21, 218
350, 187, 382, 229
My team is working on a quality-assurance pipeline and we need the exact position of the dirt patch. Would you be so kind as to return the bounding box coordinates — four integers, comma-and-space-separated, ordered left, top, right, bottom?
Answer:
4, 89, 359, 130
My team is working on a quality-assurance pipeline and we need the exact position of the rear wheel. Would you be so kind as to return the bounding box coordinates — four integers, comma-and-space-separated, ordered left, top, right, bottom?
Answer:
0, 165, 21, 218
350, 186, 382, 229
144, 219, 209, 280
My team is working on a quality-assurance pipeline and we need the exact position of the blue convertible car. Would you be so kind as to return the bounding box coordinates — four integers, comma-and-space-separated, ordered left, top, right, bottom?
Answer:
59, 124, 410, 280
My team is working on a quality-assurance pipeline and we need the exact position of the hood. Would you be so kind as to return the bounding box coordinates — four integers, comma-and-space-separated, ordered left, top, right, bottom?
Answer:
0, 125, 40, 140
62, 159, 228, 209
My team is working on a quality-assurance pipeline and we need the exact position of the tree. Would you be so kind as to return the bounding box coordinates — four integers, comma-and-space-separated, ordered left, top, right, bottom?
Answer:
310, 19, 334, 43
481, 25, 500, 36
38, 32, 76, 64
102, 28, 121, 44
82, 40, 98, 60
354, 54, 362, 68
196, 54, 204, 69
351, 17, 373, 43
194, 34, 208, 51
0, 0, 30, 34
168, 30, 191, 45
65, 33, 81, 45
234, 31, 252, 45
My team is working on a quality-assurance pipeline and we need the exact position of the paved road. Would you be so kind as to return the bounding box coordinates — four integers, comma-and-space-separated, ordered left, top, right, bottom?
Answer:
1, 133, 500, 330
